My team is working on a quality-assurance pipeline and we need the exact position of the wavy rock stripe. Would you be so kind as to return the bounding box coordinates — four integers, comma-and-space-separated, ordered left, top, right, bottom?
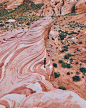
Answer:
0, 17, 53, 96
0, 17, 86, 108
20, 89, 86, 108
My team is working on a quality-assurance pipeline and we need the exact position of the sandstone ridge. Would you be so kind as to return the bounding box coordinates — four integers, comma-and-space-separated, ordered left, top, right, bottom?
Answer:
0, 17, 86, 107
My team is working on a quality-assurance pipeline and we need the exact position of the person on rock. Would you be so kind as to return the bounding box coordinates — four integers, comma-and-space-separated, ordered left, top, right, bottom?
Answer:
44, 58, 46, 68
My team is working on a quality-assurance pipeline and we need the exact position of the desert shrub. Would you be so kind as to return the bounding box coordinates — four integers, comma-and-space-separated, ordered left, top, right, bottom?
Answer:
52, 59, 54, 61
60, 49, 68, 53
53, 63, 57, 67
59, 86, 66, 90
51, 44, 53, 47
65, 31, 68, 34
67, 53, 74, 57
74, 51, 76, 53
62, 62, 71, 68
73, 21, 75, 23
60, 49, 64, 53
77, 48, 81, 51
54, 21, 57, 25
67, 72, 70, 75
76, 62, 78, 64
80, 67, 86, 73
26, 22, 30, 25
54, 72, 60, 78
68, 31, 78, 35
78, 30, 80, 32
64, 53, 74, 59
76, 71, 80, 75
71, 72, 73, 74
67, 64, 71, 68
79, 41, 82, 44
73, 76, 81, 81
63, 49, 68, 51
59, 33, 67, 40
59, 59, 64, 63
70, 58, 73, 63
80, 63, 82, 66
82, 76, 84, 78
58, 29, 62, 33
62, 62, 67, 68
52, 37, 55, 40
63, 45, 68, 49
64, 55, 69, 59
48, 36, 49, 39
0, 24, 4, 27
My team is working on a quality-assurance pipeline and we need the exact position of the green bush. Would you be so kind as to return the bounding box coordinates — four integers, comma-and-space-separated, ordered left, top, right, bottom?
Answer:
67, 53, 74, 57
58, 30, 62, 33
80, 67, 86, 73
62, 62, 71, 68
70, 58, 73, 63
76, 71, 80, 75
53, 63, 57, 67
63, 46, 68, 49
73, 76, 81, 81
62, 62, 67, 68
64, 55, 69, 59
52, 59, 54, 61
0, 24, 4, 27
67, 72, 70, 75
60, 49, 68, 53
26, 22, 30, 25
59, 33, 67, 40
59, 59, 64, 63
54, 72, 60, 78
67, 64, 71, 68
71, 72, 73, 74
52, 37, 55, 40
79, 41, 82, 44
64, 53, 74, 59
68, 31, 78, 35
76, 62, 78, 64
59, 86, 66, 90
82, 76, 84, 78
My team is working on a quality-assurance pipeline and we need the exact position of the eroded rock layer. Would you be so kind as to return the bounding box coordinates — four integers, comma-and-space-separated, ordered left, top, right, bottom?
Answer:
0, 0, 86, 14
0, 17, 86, 108
37, 0, 86, 16
0, 17, 53, 96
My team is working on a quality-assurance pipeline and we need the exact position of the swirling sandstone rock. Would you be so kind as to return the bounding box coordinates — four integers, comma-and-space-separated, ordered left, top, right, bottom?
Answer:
20, 89, 86, 108
0, 17, 53, 96
0, 17, 86, 108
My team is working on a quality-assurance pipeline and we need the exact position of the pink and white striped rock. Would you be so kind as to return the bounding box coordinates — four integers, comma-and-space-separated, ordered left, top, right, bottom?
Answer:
0, 17, 86, 108
20, 89, 86, 108
0, 17, 53, 97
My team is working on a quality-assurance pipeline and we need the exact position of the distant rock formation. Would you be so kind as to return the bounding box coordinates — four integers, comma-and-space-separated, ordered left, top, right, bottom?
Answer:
37, 0, 86, 16
0, 0, 86, 14
75, 0, 86, 13
0, 0, 23, 9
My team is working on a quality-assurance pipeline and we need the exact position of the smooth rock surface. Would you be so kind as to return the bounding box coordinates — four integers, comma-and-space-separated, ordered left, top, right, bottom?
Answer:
0, 17, 86, 108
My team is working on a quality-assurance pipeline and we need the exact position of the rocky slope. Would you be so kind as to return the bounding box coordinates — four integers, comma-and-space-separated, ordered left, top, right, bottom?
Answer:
37, 0, 86, 16
0, 0, 86, 15
0, 0, 23, 9
0, 17, 86, 108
